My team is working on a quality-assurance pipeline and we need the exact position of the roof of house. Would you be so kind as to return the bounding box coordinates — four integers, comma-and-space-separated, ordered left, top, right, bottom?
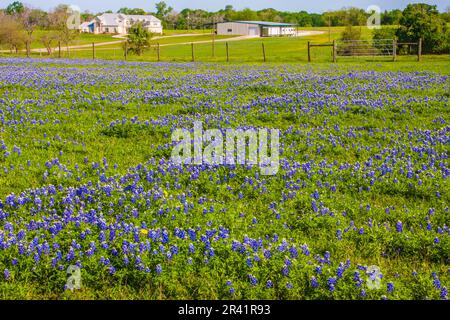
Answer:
95, 13, 126, 26
221, 21, 296, 27
127, 15, 161, 22
95, 13, 160, 26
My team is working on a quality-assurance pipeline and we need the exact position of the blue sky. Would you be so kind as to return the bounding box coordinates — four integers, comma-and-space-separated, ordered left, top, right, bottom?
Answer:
0, 0, 447, 13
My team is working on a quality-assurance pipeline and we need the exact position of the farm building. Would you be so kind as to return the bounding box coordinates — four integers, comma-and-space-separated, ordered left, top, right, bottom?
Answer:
216, 21, 296, 37
80, 13, 162, 35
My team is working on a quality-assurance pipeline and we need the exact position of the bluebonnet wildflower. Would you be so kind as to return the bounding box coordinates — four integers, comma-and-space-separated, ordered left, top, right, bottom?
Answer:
311, 276, 319, 288
387, 282, 394, 293
156, 264, 162, 275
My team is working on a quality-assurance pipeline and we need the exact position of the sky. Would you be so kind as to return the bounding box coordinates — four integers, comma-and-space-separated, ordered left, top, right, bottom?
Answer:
0, 0, 448, 13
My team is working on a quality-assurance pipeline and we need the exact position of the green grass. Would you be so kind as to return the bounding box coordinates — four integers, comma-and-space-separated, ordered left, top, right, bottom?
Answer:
27, 30, 119, 49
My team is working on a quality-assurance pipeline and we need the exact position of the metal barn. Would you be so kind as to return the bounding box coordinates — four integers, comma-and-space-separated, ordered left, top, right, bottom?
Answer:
216, 21, 296, 37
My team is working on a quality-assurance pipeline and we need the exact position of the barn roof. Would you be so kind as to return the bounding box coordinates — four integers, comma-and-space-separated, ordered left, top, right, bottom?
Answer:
223, 21, 296, 27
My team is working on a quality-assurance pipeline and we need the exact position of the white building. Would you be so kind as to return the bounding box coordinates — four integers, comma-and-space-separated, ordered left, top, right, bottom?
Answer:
79, 21, 91, 33
217, 21, 296, 37
81, 13, 162, 35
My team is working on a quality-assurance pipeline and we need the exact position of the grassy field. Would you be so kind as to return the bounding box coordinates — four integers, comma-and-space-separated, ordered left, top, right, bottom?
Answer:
26, 31, 119, 49
3, 26, 446, 64
0, 57, 449, 299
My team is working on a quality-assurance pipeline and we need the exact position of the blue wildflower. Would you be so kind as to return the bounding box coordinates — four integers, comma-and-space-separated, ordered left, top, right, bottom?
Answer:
441, 287, 448, 300
156, 264, 162, 275
387, 282, 394, 293
311, 276, 319, 288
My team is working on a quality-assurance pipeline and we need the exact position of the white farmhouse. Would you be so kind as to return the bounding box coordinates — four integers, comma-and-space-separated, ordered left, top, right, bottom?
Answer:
81, 13, 162, 35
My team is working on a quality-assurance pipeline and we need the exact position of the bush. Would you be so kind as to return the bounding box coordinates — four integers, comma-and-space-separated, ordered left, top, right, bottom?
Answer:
125, 22, 152, 56
396, 3, 448, 54
372, 27, 397, 41
341, 25, 361, 41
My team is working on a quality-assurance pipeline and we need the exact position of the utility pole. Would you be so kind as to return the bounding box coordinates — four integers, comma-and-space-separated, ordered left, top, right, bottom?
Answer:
328, 15, 331, 42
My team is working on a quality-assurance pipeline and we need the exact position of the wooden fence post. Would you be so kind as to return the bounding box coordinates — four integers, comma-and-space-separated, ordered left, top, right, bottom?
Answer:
58, 41, 61, 58
124, 42, 127, 60
212, 36, 215, 58
393, 39, 397, 62
418, 38, 422, 61
226, 42, 229, 62
92, 42, 95, 60
262, 43, 266, 62
307, 41, 311, 62
191, 43, 195, 62
332, 40, 336, 63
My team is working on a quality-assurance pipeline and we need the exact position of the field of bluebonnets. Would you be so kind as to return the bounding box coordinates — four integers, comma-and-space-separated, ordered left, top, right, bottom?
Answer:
0, 57, 449, 299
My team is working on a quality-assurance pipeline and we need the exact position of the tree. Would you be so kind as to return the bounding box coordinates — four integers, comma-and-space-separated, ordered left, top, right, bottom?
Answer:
81, 11, 95, 22
339, 25, 365, 56
381, 9, 402, 25
234, 8, 258, 21
40, 32, 58, 55
0, 12, 25, 53
257, 8, 282, 23
21, 8, 46, 57
341, 25, 361, 41
155, 1, 173, 28
117, 8, 146, 15
6, 1, 24, 15
440, 6, 450, 23
372, 27, 397, 41
125, 22, 151, 55
155, 1, 173, 19
48, 4, 78, 50
396, 3, 448, 53
372, 27, 397, 52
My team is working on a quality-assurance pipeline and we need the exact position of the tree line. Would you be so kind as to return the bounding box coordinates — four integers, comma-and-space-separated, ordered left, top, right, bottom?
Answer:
95, 2, 450, 30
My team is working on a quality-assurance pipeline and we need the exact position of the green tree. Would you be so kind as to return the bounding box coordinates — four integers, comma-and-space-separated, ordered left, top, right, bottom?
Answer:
48, 4, 78, 52
381, 9, 402, 25
125, 22, 152, 56
21, 8, 47, 57
341, 25, 361, 41
117, 8, 146, 15
6, 1, 24, 15
155, 1, 173, 19
234, 8, 258, 21
372, 26, 397, 41
396, 3, 448, 53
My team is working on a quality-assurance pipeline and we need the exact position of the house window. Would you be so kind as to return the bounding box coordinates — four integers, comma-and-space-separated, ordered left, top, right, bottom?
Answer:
227, 29, 232, 32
